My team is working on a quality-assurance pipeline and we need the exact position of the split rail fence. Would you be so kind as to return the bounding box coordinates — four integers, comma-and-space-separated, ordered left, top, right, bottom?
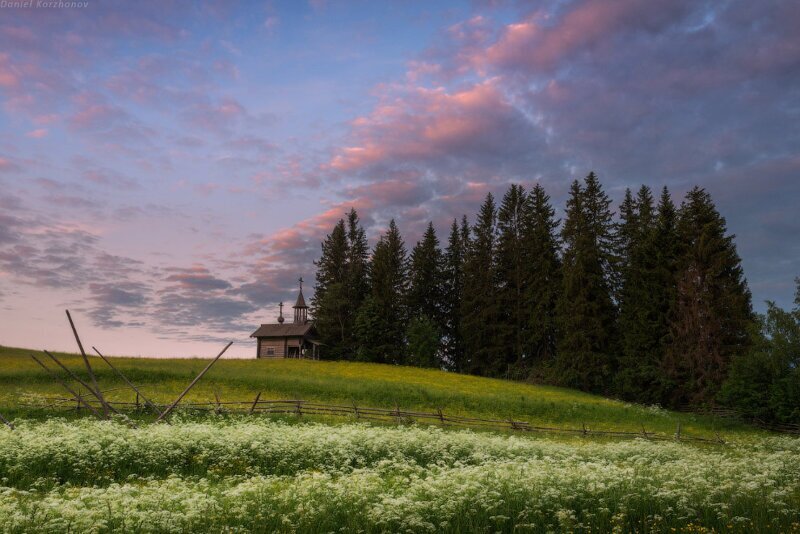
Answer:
31, 394, 728, 445
690, 406, 800, 435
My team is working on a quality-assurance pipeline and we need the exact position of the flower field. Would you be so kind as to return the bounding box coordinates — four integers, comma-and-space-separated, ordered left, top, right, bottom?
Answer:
1, 418, 798, 533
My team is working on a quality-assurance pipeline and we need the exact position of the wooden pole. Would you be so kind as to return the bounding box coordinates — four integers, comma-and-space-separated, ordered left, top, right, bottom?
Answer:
0, 412, 13, 430
155, 342, 232, 423
43, 351, 119, 418
65, 310, 108, 417
214, 390, 222, 414
93, 347, 162, 417
30, 355, 103, 418
249, 392, 261, 414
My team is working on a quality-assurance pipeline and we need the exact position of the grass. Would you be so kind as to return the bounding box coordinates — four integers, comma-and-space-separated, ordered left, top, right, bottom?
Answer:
0, 344, 759, 438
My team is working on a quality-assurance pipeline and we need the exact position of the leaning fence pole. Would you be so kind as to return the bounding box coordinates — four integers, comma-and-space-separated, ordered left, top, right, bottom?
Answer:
93, 347, 162, 417
65, 310, 108, 417
30, 354, 103, 418
155, 341, 232, 423
0, 412, 13, 430
43, 351, 119, 418
249, 392, 261, 414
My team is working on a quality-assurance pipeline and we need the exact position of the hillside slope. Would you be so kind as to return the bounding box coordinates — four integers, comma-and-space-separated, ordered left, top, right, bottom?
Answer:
0, 345, 755, 437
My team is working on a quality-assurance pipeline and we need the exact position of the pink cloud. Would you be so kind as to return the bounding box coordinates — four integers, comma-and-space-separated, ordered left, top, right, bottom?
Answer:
26, 128, 48, 138
0, 53, 20, 87
33, 114, 59, 125
68, 92, 129, 131
329, 81, 524, 172
182, 97, 248, 135
165, 265, 231, 291
0, 156, 21, 173
194, 183, 221, 196
344, 176, 431, 207
482, 0, 691, 72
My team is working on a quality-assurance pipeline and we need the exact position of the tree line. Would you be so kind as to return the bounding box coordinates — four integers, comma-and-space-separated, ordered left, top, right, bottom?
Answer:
311, 172, 799, 421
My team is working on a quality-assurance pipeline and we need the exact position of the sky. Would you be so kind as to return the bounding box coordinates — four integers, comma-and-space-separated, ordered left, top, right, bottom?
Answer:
0, 0, 798, 358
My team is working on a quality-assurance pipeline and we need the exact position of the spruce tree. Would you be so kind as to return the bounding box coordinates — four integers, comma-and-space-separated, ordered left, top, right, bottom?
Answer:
523, 183, 562, 369
555, 174, 617, 393
355, 219, 409, 364
663, 187, 753, 407
614, 185, 676, 404
462, 194, 503, 376
442, 217, 468, 372
497, 184, 528, 370
406, 315, 440, 368
407, 222, 444, 331
345, 208, 370, 309
312, 218, 350, 359
615, 188, 639, 297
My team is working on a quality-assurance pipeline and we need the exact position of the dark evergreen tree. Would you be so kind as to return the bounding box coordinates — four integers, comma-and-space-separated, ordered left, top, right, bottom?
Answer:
497, 184, 528, 370
615, 188, 639, 296
522, 183, 562, 369
406, 315, 440, 368
407, 222, 444, 330
345, 208, 370, 315
614, 185, 677, 404
663, 187, 753, 407
442, 217, 468, 371
462, 194, 503, 376
583, 172, 620, 304
555, 174, 617, 393
312, 218, 351, 359
355, 219, 408, 364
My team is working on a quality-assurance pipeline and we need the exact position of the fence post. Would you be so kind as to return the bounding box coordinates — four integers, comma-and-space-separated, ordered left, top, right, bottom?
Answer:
295, 400, 302, 417
675, 421, 682, 441
353, 401, 360, 420
437, 408, 445, 424
582, 422, 587, 437
214, 390, 222, 415
135, 392, 140, 412
394, 402, 401, 424
249, 392, 261, 415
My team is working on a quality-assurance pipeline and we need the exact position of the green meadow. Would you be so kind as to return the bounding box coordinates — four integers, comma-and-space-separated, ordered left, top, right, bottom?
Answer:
0, 344, 755, 438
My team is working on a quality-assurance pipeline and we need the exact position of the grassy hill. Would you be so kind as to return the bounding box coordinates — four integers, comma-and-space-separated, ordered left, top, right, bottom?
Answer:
0, 344, 758, 438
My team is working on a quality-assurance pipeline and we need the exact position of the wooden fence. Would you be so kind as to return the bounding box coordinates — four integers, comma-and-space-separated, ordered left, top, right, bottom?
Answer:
690, 406, 800, 435
31, 394, 728, 445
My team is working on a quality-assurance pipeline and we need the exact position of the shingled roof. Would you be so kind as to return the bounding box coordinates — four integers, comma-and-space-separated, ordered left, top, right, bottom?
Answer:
294, 289, 307, 308
250, 323, 315, 338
